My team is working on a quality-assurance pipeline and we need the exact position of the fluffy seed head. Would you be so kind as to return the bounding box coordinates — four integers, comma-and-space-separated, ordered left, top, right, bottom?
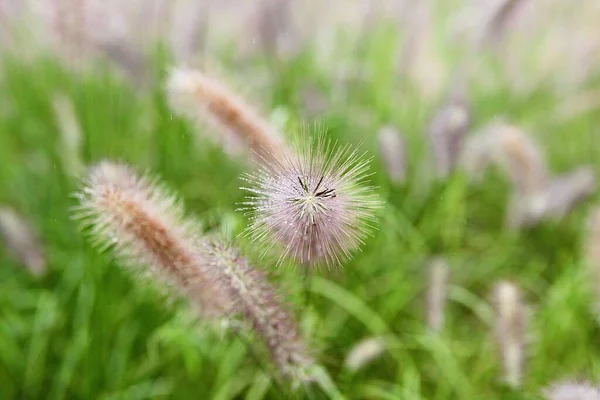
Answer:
241, 135, 380, 267
506, 166, 596, 230
426, 257, 450, 332
543, 381, 600, 400
481, 0, 526, 46
166, 67, 286, 164
492, 280, 528, 388
461, 129, 498, 182
74, 161, 230, 317
202, 240, 313, 380
427, 98, 470, 179
496, 123, 549, 196
461, 121, 549, 195
543, 166, 597, 219
377, 126, 406, 184
0, 207, 46, 277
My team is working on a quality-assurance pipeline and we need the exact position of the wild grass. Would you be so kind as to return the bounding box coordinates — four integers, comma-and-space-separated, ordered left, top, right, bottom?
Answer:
0, 30, 599, 399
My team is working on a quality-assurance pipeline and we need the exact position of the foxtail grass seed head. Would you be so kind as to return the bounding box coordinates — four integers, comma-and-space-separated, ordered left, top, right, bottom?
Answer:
506, 166, 596, 230
241, 135, 380, 267
505, 192, 546, 231
481, 0, 526, 46
52, 93, 84, 177
75, 161, 231, 317
377, 126, 406, 185
343, 336, 386, 372
255, 0, 300, 61
426, 257, 450, 332
202, 240, 313, 381
542, 166, 597, 219
0, 207, 46, 277
495, 123, 549, 196
427, 98, 470, 179
460, 129, 498, 182
543, 381, 600, 400
462, 121, 549, 195
166, 67, 286, 164
492, 281, 527, 388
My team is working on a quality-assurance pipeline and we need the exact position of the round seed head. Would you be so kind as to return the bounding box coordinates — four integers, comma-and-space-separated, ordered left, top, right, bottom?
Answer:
241, 135, 380, 267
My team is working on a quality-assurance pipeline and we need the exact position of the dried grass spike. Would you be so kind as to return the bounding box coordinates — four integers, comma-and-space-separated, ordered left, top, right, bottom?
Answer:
241, 135, 380, 267
166, 67, 286, 163
426, 257, 450, 332
492, 280, 527, 388
0, 207, 46, 277
202, 240, 313, 381
377, 126, 406, 184
75, 161, 230, 317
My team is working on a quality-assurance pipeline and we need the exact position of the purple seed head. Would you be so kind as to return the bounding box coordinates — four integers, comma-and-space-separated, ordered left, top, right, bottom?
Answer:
241, 135, 380, 267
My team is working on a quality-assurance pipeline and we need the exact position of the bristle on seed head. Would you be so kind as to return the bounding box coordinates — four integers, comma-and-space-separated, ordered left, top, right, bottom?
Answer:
75, 161, 230, 317
240, 134, 380, 267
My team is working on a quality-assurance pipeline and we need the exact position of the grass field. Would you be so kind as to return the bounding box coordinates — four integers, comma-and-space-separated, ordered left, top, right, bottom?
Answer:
0, 24, 600, 399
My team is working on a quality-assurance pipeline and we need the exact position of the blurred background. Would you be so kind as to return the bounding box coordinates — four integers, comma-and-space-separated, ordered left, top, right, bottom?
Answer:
1, 0, 600, 399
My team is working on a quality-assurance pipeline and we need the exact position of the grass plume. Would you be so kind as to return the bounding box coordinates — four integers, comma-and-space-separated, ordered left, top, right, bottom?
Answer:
241, 134, 380, 267
427, 98, 470, 179
166, 67, 287, 164
492, 280, 528, 388
425, 257, 450, 332
377, 126, 406, 185
0, 207, 46, 277
74, 161, 231, 317
202, 240, 313, 381
75, 161, 313, 381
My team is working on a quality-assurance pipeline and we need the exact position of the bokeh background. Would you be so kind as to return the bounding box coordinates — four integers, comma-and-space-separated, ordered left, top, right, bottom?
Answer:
1, 0, 600, 399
